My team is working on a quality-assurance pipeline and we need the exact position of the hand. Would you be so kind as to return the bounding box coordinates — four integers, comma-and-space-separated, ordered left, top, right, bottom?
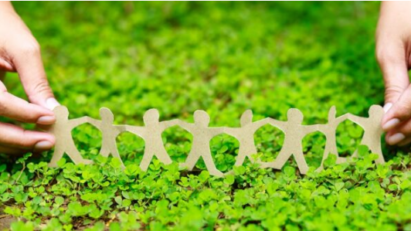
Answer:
0, 2, 59, 154
376, 2, 411, 146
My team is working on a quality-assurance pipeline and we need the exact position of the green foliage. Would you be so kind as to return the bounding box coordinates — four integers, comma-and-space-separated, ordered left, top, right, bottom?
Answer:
0, 2, 408, 230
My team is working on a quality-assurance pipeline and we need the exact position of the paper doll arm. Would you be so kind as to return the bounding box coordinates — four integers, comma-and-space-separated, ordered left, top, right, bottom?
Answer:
86, 117, 102, 128
267, 118, 286, 130
125, 125, 145, 136
335, 114, 348, 124
250, 118, 271, 131
224, 127, 238, 136
160, 119, 181, 129
315, 124, 327, 132
347, 113, 366, 125
69, 117, 89, 127
114, 125, 127, 133
176, 121, 194, 132
303, 124, 319, 134
209, 127, 225, 136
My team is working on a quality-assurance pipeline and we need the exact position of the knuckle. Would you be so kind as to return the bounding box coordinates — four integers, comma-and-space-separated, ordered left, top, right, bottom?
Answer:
15, 130, 35, 148
398, 123, 411, 136
19, 41, 41, 56
385, 85, 404, 100
28, 81, 52, 102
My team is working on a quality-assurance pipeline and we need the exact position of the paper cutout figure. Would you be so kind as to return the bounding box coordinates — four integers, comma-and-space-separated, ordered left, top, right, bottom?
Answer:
316, 106, 348, 171
47, 105, 386, 177
48, 106, 93, 167
178, 110, 225, 177
346, 105, 385, 164
225, 110, 271, 166
87, 108, 127, 168
261, 109, 318, 174
126, 109, 179, 171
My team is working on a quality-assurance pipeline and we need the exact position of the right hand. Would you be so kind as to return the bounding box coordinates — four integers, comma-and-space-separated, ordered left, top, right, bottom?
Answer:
376, 2, 411, 146
0, 2, 59, 154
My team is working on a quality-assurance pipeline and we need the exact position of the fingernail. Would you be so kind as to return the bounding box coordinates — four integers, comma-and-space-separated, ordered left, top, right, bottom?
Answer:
34, 141, 53, 151
387, 133, 405, 145
383, 103, 393, 113
46, 98, 60, 110
382, 118, 400, 131
37, 116, 55, 125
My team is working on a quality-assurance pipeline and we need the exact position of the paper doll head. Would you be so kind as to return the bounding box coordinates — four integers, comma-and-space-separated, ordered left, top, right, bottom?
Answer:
287, 108, 303, 123
143, 109, 160, 125
100, 108, 114, 123
369, 105, 383, 119
54, 105, 69, 120
240, 110, 253, 127
194, 110, 210, 127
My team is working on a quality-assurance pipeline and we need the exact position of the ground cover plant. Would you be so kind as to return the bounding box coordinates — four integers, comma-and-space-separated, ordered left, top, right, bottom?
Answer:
0, 2, 410, 231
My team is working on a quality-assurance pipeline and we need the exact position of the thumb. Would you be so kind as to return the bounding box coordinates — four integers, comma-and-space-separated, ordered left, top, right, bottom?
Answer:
377, 42, 410, 130
383, 85, 411, 130
12, 42, 59, 110
377, 44, 409, 108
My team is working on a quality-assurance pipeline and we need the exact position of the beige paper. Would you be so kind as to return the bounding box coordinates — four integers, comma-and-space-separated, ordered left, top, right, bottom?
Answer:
47, 105, 385, 177
178, 110, 225, 177
316, 106, 348, 172
48, 106, 93, 167
87, 108, 127, 169
126, 109, 179, 171
225, 110, 271, 167
346, 105, 385, 164
260, 109, 319, 174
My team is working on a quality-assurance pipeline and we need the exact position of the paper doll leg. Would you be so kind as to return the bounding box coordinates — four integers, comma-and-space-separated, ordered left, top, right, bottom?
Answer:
66, 140, 93, 165
99, 145, 110, 157
139, 151, 154, 171
180, 151, 200, 171
336, 156, 348, 164
234, 153, 247, 167
235, 145, 258, 166
293, 151, 309, 175
110, 148, 125, 169
203, 155, 224, 177
154, 148, 172, 165
316, 143, 338, 172
261, 149, 289, 170
48, 145, 65, 168
370, 146, 385, 164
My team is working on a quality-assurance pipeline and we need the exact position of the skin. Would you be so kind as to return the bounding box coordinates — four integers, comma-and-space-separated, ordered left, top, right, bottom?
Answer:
0, 2, 59, 154
377, 2, 411, 146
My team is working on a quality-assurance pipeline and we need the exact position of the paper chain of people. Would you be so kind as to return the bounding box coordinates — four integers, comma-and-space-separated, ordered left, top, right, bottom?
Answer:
47, 105, 384, 177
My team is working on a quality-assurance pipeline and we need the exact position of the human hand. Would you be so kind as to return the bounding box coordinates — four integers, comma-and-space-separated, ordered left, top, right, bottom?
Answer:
0, 2, 59, 154
376, 2, 411, 146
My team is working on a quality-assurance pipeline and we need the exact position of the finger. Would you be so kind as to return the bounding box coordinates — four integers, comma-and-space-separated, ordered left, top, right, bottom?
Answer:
11, 42, 59, 110
377, 40, 410, 126
384, 118, 411, 145
0, 121, 55, 151
0, 82, 55, 125
382, 84, 411, 131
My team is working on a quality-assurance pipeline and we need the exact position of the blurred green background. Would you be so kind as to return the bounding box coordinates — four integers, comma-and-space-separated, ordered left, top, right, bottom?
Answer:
11, 2, 383, 120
